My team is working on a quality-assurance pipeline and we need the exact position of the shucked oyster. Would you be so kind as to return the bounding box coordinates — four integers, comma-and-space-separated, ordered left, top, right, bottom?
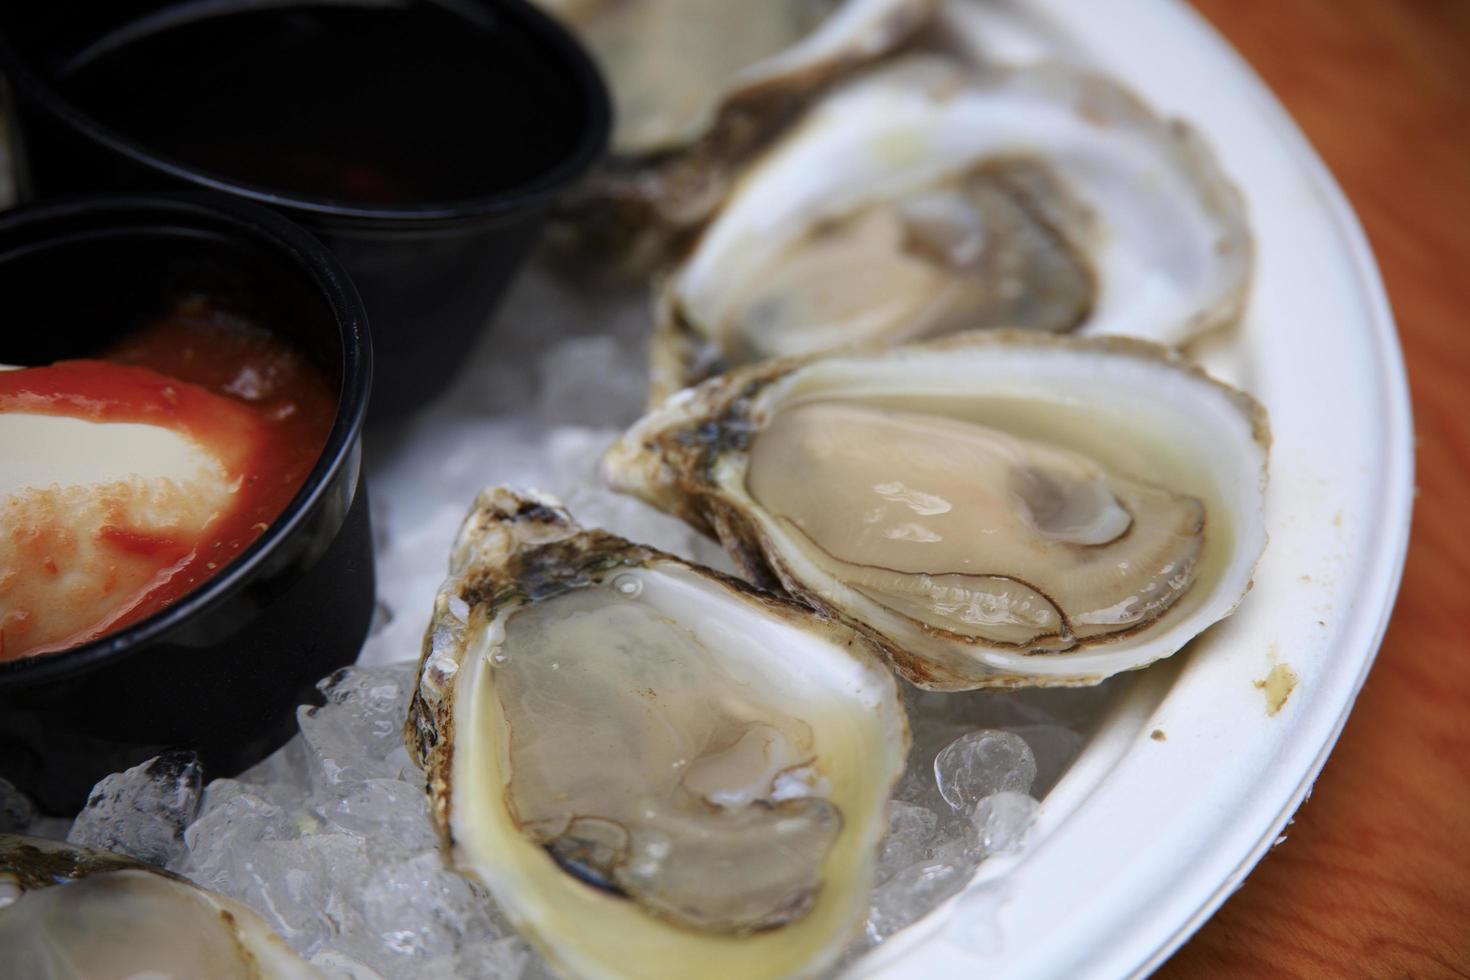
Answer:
538, 0, 935, 269
0, 834, 318, 979
406, 488, 907, 978
608, 332, 1269, 690
650, 56, 1251, 398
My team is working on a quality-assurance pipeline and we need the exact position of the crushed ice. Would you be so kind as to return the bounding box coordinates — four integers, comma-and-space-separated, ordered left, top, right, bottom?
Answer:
14, 264, 1121, 974
28, 663, 1114, 977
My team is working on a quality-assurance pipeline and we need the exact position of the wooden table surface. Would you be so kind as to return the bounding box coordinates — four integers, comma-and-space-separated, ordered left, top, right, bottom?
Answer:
1158, 2, 1470, 977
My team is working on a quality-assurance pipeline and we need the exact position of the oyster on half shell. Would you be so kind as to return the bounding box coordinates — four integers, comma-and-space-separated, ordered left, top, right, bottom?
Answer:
650, 56, 1251, 399
406, 487, 907, 979
0, 834, 319, 979
607, 332, 1269, 690
538, 0, 935, 269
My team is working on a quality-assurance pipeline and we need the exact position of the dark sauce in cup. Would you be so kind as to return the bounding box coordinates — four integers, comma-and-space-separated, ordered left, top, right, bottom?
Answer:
56, 1, 588, 205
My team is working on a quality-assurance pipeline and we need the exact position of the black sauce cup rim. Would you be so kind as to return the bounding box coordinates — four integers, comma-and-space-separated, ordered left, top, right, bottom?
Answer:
0, 192, 372, 686
0, 0, 611, 229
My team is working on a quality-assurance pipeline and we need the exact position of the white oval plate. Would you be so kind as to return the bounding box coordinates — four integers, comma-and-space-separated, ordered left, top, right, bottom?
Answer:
854, 1, 1414, 976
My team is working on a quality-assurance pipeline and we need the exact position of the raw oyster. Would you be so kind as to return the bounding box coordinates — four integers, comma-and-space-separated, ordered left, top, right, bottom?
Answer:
406, 487, 908, 979
538, 0, 935, 269
0, 834, 318, 979
650, 56, 1251, 398
607, 332, 1269, 689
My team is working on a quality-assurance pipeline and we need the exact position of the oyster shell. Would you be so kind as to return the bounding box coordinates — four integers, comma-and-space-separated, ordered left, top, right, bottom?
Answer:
650, 56, 1251, 398
0, 834, 318, 978
406, 487, 907, 978
539, 0, 935, 270
932, 0, 1083, 68
607, 332, 1269, 690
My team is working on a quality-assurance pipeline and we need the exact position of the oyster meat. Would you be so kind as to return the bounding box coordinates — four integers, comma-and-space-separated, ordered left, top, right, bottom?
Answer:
406, 487, 907, 979
538, 0, 935, 267
608, 332, 1269, 689
651, 56, 1251, 398
0, 834, 318, 979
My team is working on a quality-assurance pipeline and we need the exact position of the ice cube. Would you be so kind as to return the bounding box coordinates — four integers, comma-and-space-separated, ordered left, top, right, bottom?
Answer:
67, 750, 202, 866
236, 738, 315, 808
206, 833, 372, 956
463, 935, 541, 980
878, 801, 940, 881
866, 859, 970, 943
182, 781, 302, 882
933, 730, 1036, 813
360, 850, 504, 966
971, 791, 1040, 856
299, 664, 417, 792
307, 948, 387, 980
318, 664, 416, 752
319, 778, 436, 854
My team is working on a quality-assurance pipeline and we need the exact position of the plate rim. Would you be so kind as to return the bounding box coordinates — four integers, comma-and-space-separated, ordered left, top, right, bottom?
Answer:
857, 1, 1415, 976
1130, 2, 1414, 973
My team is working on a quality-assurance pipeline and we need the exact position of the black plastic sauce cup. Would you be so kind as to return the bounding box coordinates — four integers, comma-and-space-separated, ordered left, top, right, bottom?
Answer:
0, 195, 375, 814
0, 0, 610, 421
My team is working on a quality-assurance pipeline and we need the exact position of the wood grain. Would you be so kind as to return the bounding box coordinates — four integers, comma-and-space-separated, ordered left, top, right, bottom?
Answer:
1160, 2, 1470, 977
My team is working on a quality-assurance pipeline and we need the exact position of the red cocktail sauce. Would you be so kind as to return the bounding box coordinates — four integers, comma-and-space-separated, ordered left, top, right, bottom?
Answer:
0, 309, 335, 660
